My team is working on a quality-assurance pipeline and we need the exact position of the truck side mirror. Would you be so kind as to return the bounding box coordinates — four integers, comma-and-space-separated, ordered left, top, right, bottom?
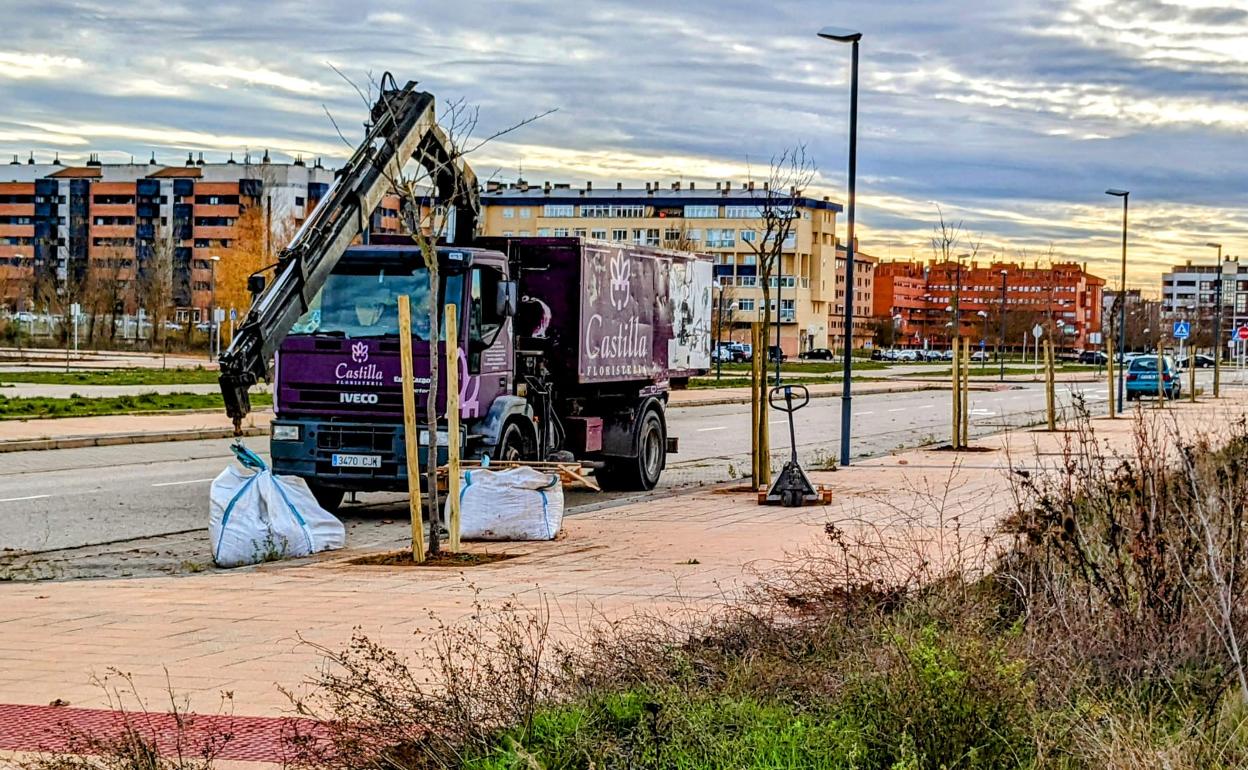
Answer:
496, 281, 518, 318
247, 274, 267, 296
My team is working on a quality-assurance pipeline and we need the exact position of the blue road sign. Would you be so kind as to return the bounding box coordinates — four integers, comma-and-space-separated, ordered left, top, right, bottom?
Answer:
1173, 320, 1191, 340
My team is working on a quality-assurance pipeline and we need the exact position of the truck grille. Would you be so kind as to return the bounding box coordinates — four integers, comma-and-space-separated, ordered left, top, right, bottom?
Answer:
316, 424, 394, 452
284, 384, 404, 414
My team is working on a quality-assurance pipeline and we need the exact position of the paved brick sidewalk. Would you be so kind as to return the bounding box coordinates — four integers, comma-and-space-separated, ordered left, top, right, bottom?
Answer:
1, 395, 1242, 764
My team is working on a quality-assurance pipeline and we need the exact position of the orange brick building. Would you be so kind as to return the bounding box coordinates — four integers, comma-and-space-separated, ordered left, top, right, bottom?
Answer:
0, 153, 404, 323
873, 259, 1105, 352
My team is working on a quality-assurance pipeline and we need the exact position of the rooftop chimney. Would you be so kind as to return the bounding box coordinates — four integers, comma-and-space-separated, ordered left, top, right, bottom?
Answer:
185, 152, 195, 167
27, 152, 34, 165
689, 182, 695, 190
9, 155, 18, 165
85, 153, 101, 167
485, 180, 502, 193
149, 152, 157, 165
293, 154, 305, 167
543, 180, 551, 194
763, 181, 769, 192
314, 157, 324, 169
518, 179, 529, 192
196, 151, 205, 166
616, 182, 622, 190
645, 182, 651, 192
261, 149, 271, 164
52, 152, 61, 166
748, 181, 755, 192
226, 152, 236, 165
716, 182, 722, 191
585, 180, 592, 191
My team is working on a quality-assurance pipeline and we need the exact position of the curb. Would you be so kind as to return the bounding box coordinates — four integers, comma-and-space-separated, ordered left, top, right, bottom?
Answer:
0, 425, 267, 453
673, 382, 983, 408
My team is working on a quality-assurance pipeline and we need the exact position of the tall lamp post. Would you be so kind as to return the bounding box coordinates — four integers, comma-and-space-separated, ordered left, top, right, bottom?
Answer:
1208, 242, 1223, 397
818, 24, 861, 468
977, 310, 989, 373
1106, 189, 1129, 413
209, 254, 221, 361
999, 269, 1008, 381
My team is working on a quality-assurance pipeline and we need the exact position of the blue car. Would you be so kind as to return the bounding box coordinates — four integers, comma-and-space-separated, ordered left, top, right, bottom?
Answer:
1125, 355, 1181, 401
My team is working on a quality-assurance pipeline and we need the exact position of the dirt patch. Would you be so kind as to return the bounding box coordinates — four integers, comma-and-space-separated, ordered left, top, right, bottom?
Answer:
711, 485, 760, 495
347, 549, 515, 567
931, 444, 999, 453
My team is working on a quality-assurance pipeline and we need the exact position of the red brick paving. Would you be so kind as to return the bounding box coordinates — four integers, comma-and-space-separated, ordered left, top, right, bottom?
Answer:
0, 703, 320, 763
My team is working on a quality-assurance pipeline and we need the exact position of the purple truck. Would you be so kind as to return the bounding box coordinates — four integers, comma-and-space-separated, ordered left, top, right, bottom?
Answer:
269, 235, 712, 509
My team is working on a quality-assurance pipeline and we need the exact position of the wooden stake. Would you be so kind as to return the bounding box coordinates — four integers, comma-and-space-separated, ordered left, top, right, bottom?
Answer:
1045, 338, 1056, 431
750, 321, 761, 488
1189, 344, 1197, 403
1157, 341, 1165, 407
951, 338, 961, 449
754, 322, 770, 487
397, 296, 426, 564
961, 337, 970, 446
1107, 335, 1116, 417
444, 303, 461, 553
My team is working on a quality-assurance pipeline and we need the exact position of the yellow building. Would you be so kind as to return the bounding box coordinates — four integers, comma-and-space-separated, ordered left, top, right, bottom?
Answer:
479, 179, 871, 355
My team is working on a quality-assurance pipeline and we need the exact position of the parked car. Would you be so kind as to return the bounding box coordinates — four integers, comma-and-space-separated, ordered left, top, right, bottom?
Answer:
715, 342, 751, 362
870, 348, 885, 361
766, 345, 787, 364
970, 350, 993, 362
920, 349, 943, 362
895, 349, 919, 362
940, 349, 956, 361
1126, 355, 1181, 400
800, 347, 835, 361
1079, 350, 1108, 365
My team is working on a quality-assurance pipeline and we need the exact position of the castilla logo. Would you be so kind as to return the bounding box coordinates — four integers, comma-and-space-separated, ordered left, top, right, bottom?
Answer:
351, 341, 369, 363
609, 254, 631, 311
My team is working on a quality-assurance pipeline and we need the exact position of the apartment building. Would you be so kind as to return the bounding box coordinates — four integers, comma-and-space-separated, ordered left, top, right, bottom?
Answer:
479, 179, 854, 354
0, 153, 401, 322
1160, 258, 1248, 345
873, 259, 1105, 352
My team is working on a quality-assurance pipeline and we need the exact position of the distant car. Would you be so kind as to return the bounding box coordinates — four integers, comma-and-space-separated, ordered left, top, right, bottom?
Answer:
766, 345, 787, 364
1079, 350, 1108, 365
941, 349, 956, 361
1126, 355, 1181, 400
1178, 354, 1215, 369
716, 342, 750, 362
800, 347, 835, 361
895, 349, 919, 362
970, 350, 992, 362
920, 349, 943, 362
711, 346, 734, 363
870, 348, 885, 361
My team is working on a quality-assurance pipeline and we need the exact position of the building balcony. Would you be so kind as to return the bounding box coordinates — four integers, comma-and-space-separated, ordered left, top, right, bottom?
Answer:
194, 204, 240, 218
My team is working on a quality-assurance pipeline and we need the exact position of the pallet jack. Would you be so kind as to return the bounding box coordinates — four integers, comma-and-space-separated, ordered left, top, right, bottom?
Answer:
760, 384, 832, 507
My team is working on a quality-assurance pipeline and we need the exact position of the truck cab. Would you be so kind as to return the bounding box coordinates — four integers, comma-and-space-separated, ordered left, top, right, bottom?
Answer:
268, 243, 527, 510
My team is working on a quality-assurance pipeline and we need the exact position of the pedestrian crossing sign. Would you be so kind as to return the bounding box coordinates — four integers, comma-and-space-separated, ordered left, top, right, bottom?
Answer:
1173, 320, 1190, 340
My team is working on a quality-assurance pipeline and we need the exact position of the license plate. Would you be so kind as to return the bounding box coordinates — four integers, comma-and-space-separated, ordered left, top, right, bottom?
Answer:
332, 453, 381, 468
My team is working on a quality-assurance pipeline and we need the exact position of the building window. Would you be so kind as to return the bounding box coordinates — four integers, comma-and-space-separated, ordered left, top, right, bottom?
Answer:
687, 228, 702, 241
664, 228, 681, 242
502, 207, 515, 219
684, 205, 718, 218
741, 230, 756, 243
502, 231, 514, 237
705, 228, 735, 248
519, 207, 531, 218
543, 204, 574, 217
553, 228, 569, 237
295, 197, 305, 208
591, 228, 607, 239
519, 230, 531, 236
738, 298, 755, 312
537, 228, 551, 237
574, 228, 586, 237
724, 205, 762, 218
611, 228, 627, 242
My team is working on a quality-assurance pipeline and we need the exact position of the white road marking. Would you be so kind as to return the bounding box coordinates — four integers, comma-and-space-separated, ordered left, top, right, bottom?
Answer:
917, 404, 935, 409
887, 408, 906, 413
151, 478, 215, 488
858, 411, 874, 415
696, 426, 728, 432
0, 494, 50, 503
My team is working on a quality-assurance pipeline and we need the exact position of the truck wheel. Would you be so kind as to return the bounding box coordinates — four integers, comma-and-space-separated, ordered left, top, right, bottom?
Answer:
308, 483, 344, 513
495, 420, 531, 462
600, 410, 665, 491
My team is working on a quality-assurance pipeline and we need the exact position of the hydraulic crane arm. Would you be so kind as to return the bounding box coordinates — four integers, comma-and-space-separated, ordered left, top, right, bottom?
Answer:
217, 76, 479, 431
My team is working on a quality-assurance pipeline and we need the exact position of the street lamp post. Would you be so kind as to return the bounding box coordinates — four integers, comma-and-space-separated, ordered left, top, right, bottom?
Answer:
209, 254, 221, 361
977, 310, 989, 373
1209, 242, 1223, 397
999, 269, 1008, 381
818, 24, 862, 468
1106, 189, 1129, 413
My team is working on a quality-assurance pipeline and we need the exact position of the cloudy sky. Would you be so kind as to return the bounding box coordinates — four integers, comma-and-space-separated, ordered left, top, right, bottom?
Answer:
2, 0, 1246, 289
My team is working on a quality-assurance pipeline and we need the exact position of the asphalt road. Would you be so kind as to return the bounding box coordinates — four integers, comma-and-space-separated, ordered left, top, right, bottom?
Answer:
0, 372, 1217, 578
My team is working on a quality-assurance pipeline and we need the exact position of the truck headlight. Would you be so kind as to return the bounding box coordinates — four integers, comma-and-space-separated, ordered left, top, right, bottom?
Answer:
272, 424, 301, 441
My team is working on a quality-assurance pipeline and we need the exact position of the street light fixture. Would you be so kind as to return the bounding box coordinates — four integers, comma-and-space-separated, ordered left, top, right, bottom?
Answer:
1106, 189, 1129, 413
818, 24, 861, 468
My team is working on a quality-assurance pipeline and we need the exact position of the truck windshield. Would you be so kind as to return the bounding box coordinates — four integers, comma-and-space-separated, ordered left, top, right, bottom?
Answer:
290, 265, 460, 340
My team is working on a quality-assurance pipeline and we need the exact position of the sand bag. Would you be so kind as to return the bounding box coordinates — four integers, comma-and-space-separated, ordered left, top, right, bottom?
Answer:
456, 465, 564, 540
209, 444, 346, 567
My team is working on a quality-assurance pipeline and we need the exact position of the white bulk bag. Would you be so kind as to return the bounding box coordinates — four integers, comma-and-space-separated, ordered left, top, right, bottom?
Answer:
455, 465, 564, 541
209, 444, 346, 567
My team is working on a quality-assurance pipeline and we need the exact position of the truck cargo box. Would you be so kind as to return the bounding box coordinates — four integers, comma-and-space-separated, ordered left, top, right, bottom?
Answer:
479, 237, 713, 385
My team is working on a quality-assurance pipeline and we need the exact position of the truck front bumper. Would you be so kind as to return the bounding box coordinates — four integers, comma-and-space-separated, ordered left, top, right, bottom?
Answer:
269, 418, 450, 492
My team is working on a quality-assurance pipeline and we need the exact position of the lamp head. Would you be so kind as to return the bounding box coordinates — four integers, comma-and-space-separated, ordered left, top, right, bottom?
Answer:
1207, 242, 1222, 249
818, 26, 863, 43
1105, 189, 1129, 197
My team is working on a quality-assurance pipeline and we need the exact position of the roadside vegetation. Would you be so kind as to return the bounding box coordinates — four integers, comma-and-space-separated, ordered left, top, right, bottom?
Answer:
0, 392, 270, 420
24, 412, 1248, 769
271, 412, 1248, 769
0, 366, 219, 387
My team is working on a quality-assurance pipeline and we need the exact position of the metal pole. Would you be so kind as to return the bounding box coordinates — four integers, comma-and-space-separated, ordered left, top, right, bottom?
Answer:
774, 256, 782, 385
1214, 245, 1223, 397
838, 38, 858, 468
1117, 194, 1128, 413
999, 271, 1007, 381
716, 284, 724, 381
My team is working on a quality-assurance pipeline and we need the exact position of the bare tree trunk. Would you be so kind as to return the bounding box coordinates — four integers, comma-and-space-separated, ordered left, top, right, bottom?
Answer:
424, 264, 442, 556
